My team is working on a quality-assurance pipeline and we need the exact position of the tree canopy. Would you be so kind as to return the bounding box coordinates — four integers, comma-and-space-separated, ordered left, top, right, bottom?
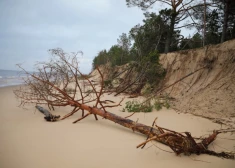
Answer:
92, 0, 235, 69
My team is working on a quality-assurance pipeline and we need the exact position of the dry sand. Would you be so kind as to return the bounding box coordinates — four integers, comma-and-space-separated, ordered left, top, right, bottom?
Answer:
160, 40, 235, 127
0, 86, 234, 168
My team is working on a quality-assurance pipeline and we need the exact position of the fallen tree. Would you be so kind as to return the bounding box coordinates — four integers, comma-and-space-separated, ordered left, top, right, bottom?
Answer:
14, 48, 235, 159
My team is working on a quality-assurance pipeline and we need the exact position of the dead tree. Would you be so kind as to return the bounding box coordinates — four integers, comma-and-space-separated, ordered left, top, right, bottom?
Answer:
14, 48, 234, 159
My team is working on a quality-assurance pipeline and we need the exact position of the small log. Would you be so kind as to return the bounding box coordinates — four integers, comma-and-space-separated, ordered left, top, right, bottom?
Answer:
35, 105, 60, 122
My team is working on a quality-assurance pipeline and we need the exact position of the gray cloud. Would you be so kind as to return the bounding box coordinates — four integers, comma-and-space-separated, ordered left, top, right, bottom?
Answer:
0, 0, 144, 73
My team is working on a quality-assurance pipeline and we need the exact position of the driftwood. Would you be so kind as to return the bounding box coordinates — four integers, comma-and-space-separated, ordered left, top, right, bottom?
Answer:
14, 49, 235, 160
35, 105, 60, 122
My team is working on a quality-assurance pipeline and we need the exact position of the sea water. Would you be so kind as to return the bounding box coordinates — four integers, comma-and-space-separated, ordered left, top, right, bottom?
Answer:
0, 69, 26, 87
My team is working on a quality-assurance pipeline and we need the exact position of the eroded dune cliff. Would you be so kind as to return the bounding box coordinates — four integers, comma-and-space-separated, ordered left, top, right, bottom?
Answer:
160, 39, 235, 127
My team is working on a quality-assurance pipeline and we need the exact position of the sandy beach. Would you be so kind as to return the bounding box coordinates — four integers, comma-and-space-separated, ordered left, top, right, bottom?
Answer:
0, 85, 234, 168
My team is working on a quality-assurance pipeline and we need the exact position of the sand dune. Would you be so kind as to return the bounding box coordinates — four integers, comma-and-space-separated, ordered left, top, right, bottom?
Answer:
0, 86, 234, 168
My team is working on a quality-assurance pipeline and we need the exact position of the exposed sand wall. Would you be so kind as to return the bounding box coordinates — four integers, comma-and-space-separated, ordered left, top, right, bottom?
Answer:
160, 39, 235, 126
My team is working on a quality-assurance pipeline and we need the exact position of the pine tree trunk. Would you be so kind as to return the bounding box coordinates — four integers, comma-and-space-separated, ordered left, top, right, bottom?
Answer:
221, 0, 229, 43
37, 103, 230, 157
164, 13, 177, 53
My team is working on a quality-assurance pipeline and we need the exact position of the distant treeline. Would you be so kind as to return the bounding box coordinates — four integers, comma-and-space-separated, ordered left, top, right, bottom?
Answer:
92, 0, 235, 69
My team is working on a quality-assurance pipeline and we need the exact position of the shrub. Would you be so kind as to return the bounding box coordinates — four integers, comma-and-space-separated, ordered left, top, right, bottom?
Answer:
77, 74, 92, 80
123, 100, 153, 113
104, 80, 112, 88
154, 98, 170, 111
154, 101, 162, 111
65, 88, 76, 94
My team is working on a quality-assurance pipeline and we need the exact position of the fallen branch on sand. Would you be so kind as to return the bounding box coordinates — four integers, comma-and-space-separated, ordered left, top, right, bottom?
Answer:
35, 105, 60, 121
14, 49, 235, 160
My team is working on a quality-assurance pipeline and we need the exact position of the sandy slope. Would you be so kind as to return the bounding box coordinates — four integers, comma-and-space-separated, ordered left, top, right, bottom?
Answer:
160, 39, 235, 127
0, 86, 234, 168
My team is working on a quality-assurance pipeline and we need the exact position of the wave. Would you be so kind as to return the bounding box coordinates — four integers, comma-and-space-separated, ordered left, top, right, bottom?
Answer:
0, 77, 24, 87
6, 76, 17, 79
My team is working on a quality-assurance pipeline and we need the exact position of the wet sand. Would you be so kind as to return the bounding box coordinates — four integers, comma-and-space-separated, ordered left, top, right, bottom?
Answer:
0, 86, 234, 168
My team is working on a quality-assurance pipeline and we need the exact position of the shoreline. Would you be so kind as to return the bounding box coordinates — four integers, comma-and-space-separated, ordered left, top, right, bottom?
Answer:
0, 84, 24, 88
0, 85, 234, 168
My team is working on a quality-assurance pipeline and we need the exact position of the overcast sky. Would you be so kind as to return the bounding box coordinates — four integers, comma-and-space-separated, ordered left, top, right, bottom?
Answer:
0, 0, 194, 74
0, 0, 146, 73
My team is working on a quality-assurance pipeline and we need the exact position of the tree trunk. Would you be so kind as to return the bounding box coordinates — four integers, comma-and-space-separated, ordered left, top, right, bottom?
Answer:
203, 0, 207, 46
221, 0, 229, 43
164, 12, 177, 53
36, 104, 234, 158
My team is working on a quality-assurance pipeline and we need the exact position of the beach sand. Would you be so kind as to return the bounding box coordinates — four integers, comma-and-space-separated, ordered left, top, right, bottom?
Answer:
0, 86, 234, 168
